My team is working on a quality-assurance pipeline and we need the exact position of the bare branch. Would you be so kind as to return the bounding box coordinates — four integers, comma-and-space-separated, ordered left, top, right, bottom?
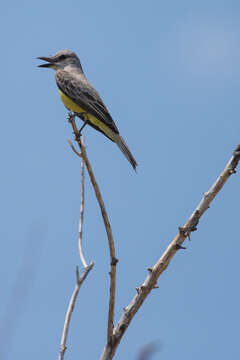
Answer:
58, 263, 94, 360
67, 138, 82, 158
68, 113, 117, 344
68, 136, 87, 267
78, 152, 88, 268
100, 144, 240, 359
59, 136, 94, 360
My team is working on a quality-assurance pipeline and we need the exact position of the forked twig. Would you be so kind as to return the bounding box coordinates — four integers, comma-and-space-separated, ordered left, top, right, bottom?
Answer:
58, 263, 94, 360
59, 137, 94, 360
100, 144, 240, 360
68, 113, 117, 345
67, 138, 82, 158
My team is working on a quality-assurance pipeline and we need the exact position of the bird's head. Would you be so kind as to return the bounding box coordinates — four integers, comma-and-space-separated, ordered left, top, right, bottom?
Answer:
37, 50, 82, 71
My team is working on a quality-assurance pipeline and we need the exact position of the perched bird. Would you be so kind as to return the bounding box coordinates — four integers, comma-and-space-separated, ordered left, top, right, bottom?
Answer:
38, 50, 137, 170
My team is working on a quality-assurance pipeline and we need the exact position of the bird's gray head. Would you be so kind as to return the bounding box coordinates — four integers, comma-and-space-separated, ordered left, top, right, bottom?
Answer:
37, 50, 83, 71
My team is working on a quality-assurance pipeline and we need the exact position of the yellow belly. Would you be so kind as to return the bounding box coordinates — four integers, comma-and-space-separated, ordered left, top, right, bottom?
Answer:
58, 90, 115, 141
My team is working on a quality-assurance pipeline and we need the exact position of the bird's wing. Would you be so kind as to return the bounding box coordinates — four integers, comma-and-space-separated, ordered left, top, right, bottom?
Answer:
55, 70, 119, 134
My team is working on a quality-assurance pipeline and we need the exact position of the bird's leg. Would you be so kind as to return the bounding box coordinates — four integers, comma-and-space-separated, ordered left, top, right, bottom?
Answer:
79, 119, 88, 134
78, 113, 89, 136
68, 112, 75, 122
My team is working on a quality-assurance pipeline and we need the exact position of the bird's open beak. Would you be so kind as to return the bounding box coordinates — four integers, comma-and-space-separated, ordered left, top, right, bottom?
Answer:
37, 56, 55, 68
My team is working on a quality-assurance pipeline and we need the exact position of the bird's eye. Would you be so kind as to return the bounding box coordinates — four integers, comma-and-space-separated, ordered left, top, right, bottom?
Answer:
59, 54, 67, 60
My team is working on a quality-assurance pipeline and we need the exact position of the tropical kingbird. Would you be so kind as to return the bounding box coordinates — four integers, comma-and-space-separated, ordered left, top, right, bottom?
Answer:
38, 50, 137, 170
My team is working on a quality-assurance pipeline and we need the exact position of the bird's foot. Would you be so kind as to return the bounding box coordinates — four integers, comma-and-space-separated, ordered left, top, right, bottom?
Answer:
68, 112, 75, 123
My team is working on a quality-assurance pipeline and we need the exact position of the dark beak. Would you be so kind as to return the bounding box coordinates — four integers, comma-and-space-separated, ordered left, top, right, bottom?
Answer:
37, 56, 55, 68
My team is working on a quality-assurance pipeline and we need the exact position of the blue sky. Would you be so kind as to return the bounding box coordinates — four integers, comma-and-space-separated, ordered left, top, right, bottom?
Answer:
0, 1, 240, 359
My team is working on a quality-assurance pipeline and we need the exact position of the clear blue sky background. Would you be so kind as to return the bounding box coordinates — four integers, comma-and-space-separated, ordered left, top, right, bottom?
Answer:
0, 1, 240, 359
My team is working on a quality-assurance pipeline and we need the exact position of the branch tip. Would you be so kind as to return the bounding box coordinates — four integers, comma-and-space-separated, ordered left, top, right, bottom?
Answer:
67, 112, 75, 122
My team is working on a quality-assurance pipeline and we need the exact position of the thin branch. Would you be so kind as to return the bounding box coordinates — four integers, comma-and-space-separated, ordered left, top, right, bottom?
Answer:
100, 144, 240, 360
68, 137, 87, 267
58, 263, 94, 360
59, 137, 94, 360
78, 148, 88, 268
67, 138, 82, 158
68, 113, 117, 344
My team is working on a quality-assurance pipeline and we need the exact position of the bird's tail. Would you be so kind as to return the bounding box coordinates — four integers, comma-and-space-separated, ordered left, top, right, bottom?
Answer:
114, 134, 138, 170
